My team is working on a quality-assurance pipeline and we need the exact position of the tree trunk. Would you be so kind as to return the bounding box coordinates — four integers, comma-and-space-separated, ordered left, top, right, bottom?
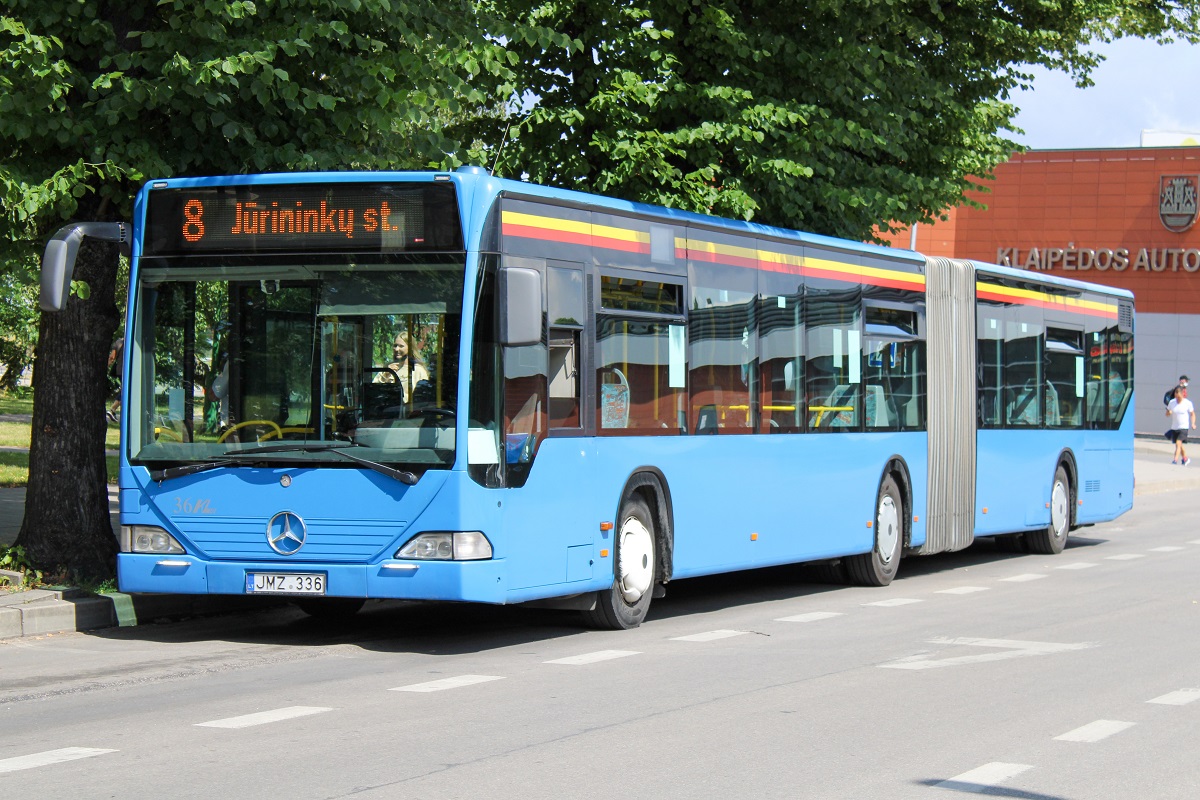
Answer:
16, 233, 120, 580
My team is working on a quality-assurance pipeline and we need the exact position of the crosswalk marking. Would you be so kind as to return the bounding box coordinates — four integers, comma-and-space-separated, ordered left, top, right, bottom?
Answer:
545, 650, 640, 665
1147, 689, 1200, 706
1150, 546, 1184, 552
0, 748, 117, 774
1054, 562, 1097, 570
670, 630, 746, 642
1000, 573, 1047, 582
1054, 719, 1135, 742
1105, 554, 1145, 560
862, 598, 923, 607
196, 706, 333, 728
774, 611, 844, 623
935, 762, 1032, 793
936, 586, 989, 595
881, 637, 1094, 670
390, 675, 504, 693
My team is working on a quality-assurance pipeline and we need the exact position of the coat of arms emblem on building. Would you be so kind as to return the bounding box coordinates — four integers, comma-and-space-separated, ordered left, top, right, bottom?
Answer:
1160, 175, 1199, 233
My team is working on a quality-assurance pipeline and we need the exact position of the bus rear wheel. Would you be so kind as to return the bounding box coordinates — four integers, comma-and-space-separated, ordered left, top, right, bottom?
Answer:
583, 494, 656, 630
1026, 465, 1070, 555
846, 475, 903, 587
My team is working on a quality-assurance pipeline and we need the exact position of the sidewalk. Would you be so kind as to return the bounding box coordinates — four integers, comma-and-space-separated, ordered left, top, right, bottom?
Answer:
2, 438, 1197, 640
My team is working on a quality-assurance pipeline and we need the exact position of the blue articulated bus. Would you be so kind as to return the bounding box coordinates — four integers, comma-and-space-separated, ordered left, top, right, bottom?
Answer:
40, 167, 1134, 628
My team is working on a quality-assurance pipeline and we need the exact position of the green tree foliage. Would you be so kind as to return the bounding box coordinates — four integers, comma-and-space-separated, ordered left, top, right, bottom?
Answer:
0, 255, 38, 391
480, 0, 1200, 240
0, 0, 568, 579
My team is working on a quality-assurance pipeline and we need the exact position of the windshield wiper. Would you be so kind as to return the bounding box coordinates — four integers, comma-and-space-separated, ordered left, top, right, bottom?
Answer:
150, 458, 246, 482
151, 443, 419, 485
223, 442, 419, 485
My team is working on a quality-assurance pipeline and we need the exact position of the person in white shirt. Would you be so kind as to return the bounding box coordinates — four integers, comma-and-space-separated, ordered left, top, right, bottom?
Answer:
1166, 386, 1196, 465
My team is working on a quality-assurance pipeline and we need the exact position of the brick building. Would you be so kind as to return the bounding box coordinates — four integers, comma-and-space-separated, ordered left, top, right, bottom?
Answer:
881, 147, 1200, 434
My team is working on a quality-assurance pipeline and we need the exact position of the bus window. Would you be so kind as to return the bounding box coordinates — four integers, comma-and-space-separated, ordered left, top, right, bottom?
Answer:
978, 313, 1003, 428
1003, 317, 1044, 428
597, 276, 685, 435
863, 306, 923, 431
806, 284, 862, 431
1046, 327, 1084, 428
548, 266, 584, 429
689, 264, 756, 434
1106, 328, 1133, 427
758, 274, 804, 433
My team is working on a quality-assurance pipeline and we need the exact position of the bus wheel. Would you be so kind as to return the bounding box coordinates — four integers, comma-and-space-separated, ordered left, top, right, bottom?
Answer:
583, 495, 656, 630
295, 597, 366, 620
1027, 465, 1070, 555
847, 475, 903, 587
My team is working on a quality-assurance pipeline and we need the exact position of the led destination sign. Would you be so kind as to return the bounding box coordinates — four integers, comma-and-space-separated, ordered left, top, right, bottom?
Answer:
143, 183, 463, 256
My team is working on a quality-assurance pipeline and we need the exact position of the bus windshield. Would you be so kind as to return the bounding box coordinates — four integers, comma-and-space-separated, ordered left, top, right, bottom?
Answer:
127, 256, 465, 471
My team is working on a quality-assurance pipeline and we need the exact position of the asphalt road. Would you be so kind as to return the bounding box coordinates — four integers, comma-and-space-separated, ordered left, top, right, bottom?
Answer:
1, 489, 1198, 799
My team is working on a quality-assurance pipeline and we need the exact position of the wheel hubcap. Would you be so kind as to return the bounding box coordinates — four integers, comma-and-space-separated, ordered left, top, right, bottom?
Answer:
877, 495, 899, 565
1051, 480, 1068, 539
618, 515, 654, 604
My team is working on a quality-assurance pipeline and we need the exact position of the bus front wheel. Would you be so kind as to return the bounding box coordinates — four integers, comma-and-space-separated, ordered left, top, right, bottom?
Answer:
1027, 465, 1070, 555
847, 475, 903, 587
583, 494, 656, 630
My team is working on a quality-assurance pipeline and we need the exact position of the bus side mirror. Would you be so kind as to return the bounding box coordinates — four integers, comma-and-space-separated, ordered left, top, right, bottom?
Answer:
40, 222, 131, 312
498, 266, 542, 346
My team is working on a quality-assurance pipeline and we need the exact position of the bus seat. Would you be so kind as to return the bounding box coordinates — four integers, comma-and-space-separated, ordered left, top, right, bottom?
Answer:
695, 405, 719, 434
828, 384, 858, 427
600, 367, 630, 429
865, 384, 889, 428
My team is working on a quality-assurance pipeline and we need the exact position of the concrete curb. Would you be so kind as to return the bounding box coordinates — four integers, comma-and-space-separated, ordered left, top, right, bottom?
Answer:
0, 585, 278, 640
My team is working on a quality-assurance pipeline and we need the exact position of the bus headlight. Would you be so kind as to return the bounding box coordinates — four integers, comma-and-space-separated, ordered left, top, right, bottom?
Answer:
120, 525, 186, 554
396, 532, 493, 561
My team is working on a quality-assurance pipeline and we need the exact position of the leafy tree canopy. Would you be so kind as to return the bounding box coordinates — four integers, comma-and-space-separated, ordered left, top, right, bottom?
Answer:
476, 0, 1200, 240
0, 0, 568, 578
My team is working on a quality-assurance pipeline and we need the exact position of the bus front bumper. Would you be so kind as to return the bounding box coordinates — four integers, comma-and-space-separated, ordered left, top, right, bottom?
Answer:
116, 554, 508, 604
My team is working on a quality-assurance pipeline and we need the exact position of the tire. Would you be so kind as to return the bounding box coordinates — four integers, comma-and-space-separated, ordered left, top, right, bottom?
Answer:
294, 597, 366, 620
1026, 465, 1070, 555
582, 494, 656, 630
846, 475, 903, 586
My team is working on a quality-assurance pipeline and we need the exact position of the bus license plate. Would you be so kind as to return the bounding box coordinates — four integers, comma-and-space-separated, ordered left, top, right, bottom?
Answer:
246, 573, 326, 595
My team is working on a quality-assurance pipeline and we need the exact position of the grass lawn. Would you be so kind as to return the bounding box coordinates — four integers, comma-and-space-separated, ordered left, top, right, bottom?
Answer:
0, 392, 120, 487
0, 451, 118, 488
0, 394, 33, 416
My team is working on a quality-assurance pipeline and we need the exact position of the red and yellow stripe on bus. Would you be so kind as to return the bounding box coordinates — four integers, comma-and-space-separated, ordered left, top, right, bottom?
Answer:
502, 210, 926, 292
976, 280, 1119, 320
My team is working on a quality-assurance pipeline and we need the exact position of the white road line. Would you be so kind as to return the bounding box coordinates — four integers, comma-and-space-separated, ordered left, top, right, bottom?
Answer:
1000, 573, 1047, 582
1054, 562, 1097, 570
1105, 554, 1145, 560
935, 762, 1032, 793
670, 630, 747, 642
881, 637, 1094, 670
545, 650, 640, 665
1150, 546, 1184, 552
936, 586, 990, 595
862, 598, 923, 607
1054, 719, 1136, 742
389, 675, 504, 693
196, 706, 334, 728
1188, 539, 1200, 546
1147, 689, 1200, 706
0, 748, 117, 774
774, 611, 844, 623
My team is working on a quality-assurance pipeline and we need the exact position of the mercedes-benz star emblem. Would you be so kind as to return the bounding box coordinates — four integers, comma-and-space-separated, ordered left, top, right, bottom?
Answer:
266, 511, 307, 556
